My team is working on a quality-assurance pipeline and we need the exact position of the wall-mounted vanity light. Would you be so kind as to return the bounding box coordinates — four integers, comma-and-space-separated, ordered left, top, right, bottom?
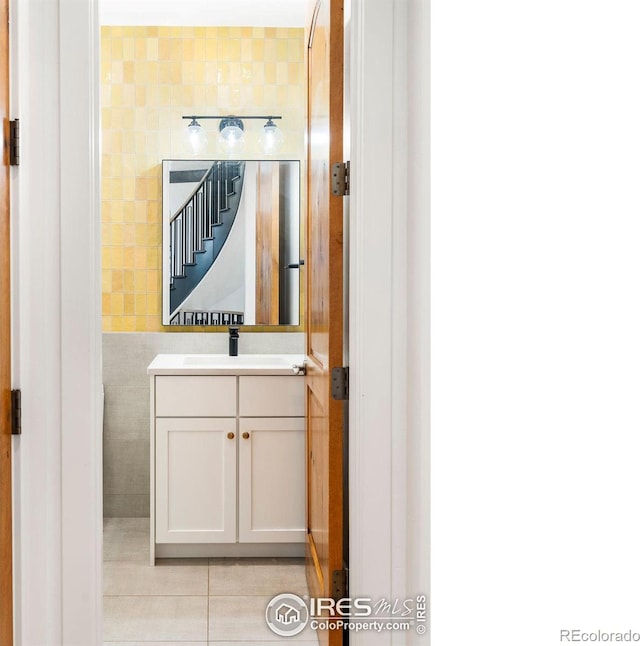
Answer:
257, 118, 285, 155
183, 118, 209, 155
182, 115, 283, 155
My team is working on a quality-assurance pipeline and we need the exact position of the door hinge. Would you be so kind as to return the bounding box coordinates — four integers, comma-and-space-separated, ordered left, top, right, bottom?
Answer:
331, 568, 349, 601
11, 389, 22, 435
9, 119, 19, 166
331, 367, 349, 400
331, 161, 350, 196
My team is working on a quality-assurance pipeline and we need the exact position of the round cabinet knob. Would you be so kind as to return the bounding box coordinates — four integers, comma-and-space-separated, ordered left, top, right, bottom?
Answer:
227, 432, 235, 440
242, 432, 250, 440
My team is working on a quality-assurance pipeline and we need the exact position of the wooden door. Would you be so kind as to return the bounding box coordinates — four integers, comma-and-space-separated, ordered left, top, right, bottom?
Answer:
0, 0, 12, 640
305, 0, 345, 644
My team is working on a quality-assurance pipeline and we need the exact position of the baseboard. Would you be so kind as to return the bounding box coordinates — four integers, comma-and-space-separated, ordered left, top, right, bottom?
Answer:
154, 542, 305, 559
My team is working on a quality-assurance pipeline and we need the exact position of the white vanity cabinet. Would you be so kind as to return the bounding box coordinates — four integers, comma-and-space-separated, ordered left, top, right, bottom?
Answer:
148, 355, 306, 562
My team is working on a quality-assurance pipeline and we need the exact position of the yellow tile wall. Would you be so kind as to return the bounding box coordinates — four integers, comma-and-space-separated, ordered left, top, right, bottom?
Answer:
101, 26, 306, 332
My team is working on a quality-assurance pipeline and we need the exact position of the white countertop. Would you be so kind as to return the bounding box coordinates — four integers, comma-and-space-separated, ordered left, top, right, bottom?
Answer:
147, 353, 306, 376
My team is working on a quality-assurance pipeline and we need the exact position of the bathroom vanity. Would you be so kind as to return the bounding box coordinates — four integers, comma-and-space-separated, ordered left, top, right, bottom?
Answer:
147, 354, 306, 563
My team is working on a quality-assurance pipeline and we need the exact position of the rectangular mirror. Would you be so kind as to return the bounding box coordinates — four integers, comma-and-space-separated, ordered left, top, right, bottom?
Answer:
162, 159, 301, 327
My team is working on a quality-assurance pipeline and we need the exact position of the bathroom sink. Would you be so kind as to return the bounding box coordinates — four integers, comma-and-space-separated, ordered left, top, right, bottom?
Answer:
182, 354, 294, 368
147, 353, 306, 376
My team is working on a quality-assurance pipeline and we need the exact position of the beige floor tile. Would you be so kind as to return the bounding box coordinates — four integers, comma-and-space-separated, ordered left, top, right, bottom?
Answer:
209, 558, 308, 596
104, 561, 209, 596
208, 595, 317, 642
103, 517, 149, 562
103, 596, 208, 642
103, 521, 318, 643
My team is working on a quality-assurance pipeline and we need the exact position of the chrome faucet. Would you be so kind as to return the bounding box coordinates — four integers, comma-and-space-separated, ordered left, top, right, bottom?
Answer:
228, 326, 239, 356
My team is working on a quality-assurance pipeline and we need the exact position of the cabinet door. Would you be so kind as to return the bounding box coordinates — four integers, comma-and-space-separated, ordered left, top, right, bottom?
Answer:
238, 418, 306, 543
156, 417, 236, 543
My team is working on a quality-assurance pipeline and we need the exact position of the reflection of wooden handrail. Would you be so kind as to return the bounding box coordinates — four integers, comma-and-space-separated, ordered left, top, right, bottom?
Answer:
169, 163, 214, 224
168, 160, 246, 317
170, 161, 243, 223
169, 161, 245, 286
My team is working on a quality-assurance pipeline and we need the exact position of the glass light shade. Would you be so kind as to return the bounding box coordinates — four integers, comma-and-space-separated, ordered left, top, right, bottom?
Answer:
259, 120, 284, 155
218, 118, 245, 154
184, 121, 208, 155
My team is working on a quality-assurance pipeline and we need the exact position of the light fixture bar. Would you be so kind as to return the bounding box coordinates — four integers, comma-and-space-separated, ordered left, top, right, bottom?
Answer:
182, 115, 282, 121
182, 115, 285, 155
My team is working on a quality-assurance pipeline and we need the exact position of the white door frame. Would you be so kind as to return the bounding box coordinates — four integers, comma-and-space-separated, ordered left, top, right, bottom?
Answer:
11, 0, 102, 643
349, 1, 429, 644
11, 0, 428, 643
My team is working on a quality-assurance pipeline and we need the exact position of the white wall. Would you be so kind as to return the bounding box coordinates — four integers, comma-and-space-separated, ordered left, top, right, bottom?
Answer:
100, 0, 308, 27
243, 164, 257, 322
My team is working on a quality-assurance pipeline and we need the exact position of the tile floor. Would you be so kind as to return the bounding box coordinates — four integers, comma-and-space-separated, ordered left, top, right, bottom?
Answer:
103, 518, 319, 645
